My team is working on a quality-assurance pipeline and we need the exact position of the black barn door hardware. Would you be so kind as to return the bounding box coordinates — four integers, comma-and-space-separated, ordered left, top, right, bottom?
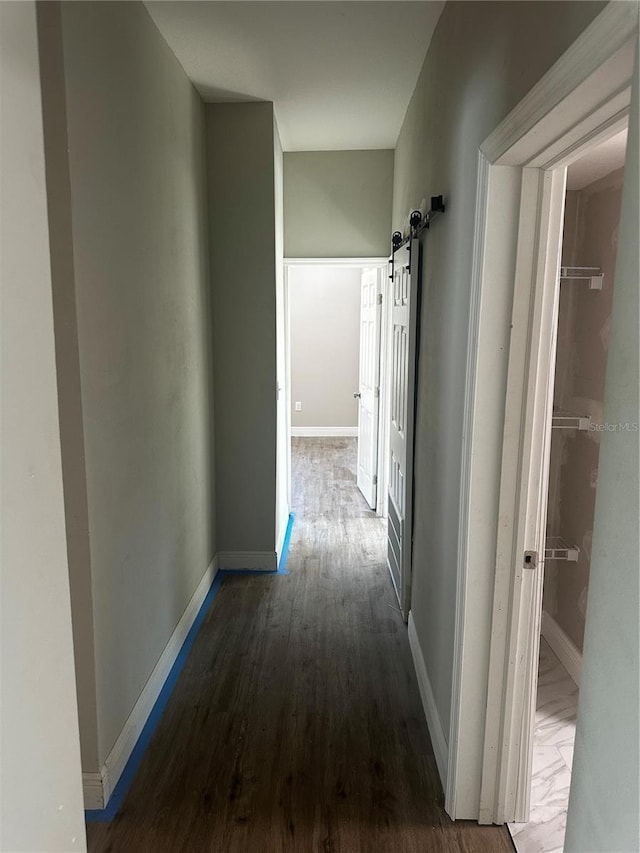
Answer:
389, 195, 445, 280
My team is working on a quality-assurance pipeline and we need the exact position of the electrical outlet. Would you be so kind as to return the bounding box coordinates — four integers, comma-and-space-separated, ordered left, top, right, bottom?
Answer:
295, 401, 302, 412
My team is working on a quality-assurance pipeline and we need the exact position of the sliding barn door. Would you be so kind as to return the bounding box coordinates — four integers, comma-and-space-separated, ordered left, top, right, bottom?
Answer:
387, 239, 420, 619
356, 267, 382, 509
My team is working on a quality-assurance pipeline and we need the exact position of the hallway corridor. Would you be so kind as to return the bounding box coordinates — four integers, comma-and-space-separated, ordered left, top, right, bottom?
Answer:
87, 439, 514, 852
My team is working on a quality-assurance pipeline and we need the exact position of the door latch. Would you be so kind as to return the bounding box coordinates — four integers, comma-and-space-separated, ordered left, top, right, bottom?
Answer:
523, 551, 538, 569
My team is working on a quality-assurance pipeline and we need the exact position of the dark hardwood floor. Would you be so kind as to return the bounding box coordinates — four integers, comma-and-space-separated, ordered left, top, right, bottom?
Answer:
87, 438, 514, 852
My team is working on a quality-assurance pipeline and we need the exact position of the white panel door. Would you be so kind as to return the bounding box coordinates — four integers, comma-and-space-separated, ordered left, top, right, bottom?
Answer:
356, 267, 382, 509
387, 240, 419, 618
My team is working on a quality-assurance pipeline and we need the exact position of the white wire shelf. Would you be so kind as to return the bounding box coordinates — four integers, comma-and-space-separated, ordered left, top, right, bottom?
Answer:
545, 536, 580, 562
552, 411, 591, 430
559, 265, 603, 290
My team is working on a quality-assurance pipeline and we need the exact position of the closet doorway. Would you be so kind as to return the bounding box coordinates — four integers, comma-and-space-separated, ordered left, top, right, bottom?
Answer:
507, 127, 629, 853
466, 13, 637, 832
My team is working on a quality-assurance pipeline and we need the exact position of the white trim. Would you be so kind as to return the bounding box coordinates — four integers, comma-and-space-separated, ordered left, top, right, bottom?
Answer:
541, 611, 582, 687
82, 557, 218, 809
408, 612, 448, 789
283, 256, 388, 267
483, 166, 567, 825
481, 3, 638, 165
375, 264, 392, 519
82, 771, 106, 811
283, 263, 293, 521
276, 512, 288, 559
291, 426, 358, 437
217, 551, 278, 571
534, 98, 630, 172
448, 160, 526, 820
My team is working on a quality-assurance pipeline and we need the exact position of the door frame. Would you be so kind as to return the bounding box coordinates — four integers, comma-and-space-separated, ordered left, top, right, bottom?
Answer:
355, 265, 384, 511
376, 261, 394, 519
446, 3, 638, 822
283, 257, 390, 514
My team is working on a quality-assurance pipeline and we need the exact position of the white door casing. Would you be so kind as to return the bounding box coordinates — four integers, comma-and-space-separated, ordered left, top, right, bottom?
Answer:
479, 30, 636, 826
480, 166, 567, 823
375, 264, 394, 519
387, 239, 419, 619
356, 267, 382, 509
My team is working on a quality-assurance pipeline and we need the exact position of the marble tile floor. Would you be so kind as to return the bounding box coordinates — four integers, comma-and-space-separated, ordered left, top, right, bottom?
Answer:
508, 637, 579, 853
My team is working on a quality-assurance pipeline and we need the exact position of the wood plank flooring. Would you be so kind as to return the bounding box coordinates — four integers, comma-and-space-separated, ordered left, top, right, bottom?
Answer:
87, 438, 514, 852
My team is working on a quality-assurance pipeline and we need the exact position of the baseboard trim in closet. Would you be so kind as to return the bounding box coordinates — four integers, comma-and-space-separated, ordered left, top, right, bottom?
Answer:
541, 610, 582, 686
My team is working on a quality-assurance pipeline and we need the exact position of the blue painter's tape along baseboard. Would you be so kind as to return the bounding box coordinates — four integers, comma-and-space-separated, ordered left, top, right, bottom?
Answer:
85, 570, 224, 822
85, 514, 295, 823
278, 512, 295, 574
216, 513, 294, 577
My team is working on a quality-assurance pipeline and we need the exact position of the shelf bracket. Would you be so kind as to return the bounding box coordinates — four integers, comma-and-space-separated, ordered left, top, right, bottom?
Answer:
559, 265, 603, 290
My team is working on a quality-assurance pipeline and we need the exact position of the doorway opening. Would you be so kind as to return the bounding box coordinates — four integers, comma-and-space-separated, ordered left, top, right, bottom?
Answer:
285, 258, 390, 517
507, 126, 628, 853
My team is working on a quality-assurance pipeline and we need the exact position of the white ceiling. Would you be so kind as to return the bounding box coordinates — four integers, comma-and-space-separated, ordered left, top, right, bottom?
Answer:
145, 2, 445, 151
566, 128, 628, 191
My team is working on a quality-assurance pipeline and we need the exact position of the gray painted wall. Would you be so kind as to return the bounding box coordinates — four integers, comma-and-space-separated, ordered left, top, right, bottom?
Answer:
0, 3, 86, 848
289, 266, 361, 428
206, 102, 278, 554
42, 0, 215, 768
284, 150, 393, 258
565, 44, 639, 853
392, 0, 606, 744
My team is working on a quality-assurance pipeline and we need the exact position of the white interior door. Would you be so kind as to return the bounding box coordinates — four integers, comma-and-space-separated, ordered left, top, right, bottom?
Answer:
356, 267, 382, 509
387, 240, 419, 618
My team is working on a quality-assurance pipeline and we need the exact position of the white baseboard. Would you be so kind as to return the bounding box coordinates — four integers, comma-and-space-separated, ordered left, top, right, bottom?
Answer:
541, 610, 582, 686
218, 551, 277, 571
408, 611, 449, 790
83, 556, 218, 810
82, 771, 106, 810
291, 426, 358, 437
